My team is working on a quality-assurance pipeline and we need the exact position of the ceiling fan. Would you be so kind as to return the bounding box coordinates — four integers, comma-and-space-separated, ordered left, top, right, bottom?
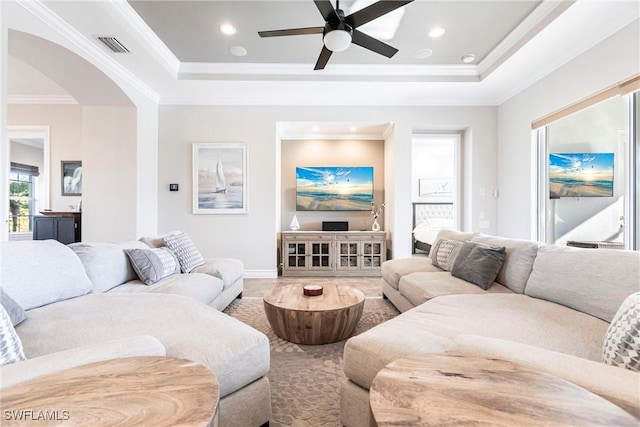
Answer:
258, 0, 414, 70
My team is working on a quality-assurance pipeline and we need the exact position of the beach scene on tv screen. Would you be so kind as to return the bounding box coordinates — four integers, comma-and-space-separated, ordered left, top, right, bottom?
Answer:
549, 152, 614, 198
296, 166, 373, 211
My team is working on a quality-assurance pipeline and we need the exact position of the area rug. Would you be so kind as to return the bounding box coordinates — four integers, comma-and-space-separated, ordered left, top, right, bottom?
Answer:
224, 296, 399, 427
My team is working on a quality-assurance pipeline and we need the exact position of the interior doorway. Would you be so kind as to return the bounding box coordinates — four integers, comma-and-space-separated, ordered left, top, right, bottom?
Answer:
7, 126, 50, 241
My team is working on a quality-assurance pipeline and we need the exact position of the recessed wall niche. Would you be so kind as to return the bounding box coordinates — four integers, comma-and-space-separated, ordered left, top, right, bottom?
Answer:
280, 139, 385, 232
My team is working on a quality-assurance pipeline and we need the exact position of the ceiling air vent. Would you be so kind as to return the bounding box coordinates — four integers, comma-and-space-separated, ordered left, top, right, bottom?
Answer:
96, 36, 130, 53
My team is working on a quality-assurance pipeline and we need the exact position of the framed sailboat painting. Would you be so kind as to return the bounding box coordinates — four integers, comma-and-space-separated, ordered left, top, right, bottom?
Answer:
192, 142, 247, 214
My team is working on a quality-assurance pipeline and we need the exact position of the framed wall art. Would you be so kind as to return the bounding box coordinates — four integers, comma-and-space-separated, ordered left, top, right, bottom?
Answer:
192, 143, 247, 214
61, 160, 82, 196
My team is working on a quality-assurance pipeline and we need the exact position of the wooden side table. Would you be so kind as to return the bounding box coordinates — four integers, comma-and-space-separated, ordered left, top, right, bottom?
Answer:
1, 356, 219, 427
370, 354, 637, 427
263, 283, 365, 344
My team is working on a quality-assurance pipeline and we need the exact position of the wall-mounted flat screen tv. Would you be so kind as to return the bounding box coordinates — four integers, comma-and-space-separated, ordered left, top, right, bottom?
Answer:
296, 166, 373, 211
549, 152, 614, 198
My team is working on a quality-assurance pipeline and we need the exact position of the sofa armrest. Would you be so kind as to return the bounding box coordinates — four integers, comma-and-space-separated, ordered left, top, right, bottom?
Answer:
0, 335, 166, 389
450, 334, 640, 418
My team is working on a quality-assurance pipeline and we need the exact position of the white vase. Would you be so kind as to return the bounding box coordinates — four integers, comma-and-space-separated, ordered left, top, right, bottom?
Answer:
372, 218, 380, 232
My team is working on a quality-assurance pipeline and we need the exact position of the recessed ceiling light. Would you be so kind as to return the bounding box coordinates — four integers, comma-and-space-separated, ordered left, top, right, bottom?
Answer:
350, 126, 357, 132
428, 27, 445, 38
414, 48, 433, 59
312, 126, 319, 132
229, 46, 247, 57
219, 23, 237, 35
461, 54, 475, 64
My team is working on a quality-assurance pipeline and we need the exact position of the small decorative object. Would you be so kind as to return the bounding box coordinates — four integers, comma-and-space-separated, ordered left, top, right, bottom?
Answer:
303, 284, 323, 296
289, 215, 300, 231
371, 201, 385, 232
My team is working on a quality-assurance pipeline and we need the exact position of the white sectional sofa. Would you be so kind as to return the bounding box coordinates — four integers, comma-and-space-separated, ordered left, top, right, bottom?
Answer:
340, 230, 640, 426
1, 239, 271, 427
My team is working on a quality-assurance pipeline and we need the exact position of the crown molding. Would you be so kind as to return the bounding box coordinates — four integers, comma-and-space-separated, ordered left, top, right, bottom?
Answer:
8, 94, 78, 104
110, 0, 180, 78
160, 95, 498, 107
178, 62, 479, 82
477, 0, 575, 79
495, 5, 640, 104
16, 0, 160, 103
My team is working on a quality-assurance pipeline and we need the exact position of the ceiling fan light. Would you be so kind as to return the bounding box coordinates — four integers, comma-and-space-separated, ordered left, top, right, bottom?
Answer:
324, 30, 352, 52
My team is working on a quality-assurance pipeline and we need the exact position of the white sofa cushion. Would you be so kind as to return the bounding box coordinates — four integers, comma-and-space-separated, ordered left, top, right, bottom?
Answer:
0, 336, 165, 388
398, 271, 512, 306
191, 258, 243, 289
107, 273, 224, 306
525, 245, 640, 322
69, 241, 148, 293
17, 293, 269, 398
343, 294, 609, 390
451, 335, 640, 419
1, 240, 92, 309
381, 257, 440, 290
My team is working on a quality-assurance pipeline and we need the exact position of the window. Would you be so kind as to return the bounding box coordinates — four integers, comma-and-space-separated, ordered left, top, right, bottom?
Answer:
9, 163, 39, 234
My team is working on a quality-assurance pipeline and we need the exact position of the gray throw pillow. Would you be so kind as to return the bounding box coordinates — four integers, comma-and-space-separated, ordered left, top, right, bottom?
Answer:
430, 239, 463, 271
125, 248, 180, 285
450, 241, 506, 290
0, 289, 27, 327
163, 232, 206, 273
0, 305, 26, 366
603, 292, 639, 372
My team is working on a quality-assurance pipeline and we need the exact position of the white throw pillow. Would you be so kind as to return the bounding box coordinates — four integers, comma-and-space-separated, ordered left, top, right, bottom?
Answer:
0, 305, 26, 366
1, 240, 92, 310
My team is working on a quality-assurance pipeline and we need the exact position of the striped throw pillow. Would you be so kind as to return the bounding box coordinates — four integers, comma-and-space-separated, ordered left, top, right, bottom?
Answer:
163, 232, 205, 273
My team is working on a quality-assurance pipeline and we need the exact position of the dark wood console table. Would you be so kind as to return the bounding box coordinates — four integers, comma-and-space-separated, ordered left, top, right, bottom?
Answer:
33, 211, 81, 244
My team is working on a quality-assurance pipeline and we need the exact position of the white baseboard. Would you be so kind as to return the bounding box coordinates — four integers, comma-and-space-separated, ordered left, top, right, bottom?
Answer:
244, 269, 278, 279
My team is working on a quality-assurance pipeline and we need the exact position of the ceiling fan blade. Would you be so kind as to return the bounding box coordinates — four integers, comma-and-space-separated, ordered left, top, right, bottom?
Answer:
314, 0, 339, 22
314, 46, 333, 70
346, 0, 414, 28
351, 29, 398, 58
258, 27, 324, 37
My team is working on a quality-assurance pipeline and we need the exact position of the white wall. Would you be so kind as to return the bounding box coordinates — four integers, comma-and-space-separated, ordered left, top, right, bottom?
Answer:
82, 106, 137, 241
497, 20, 640, 239
8, 104, 82, 211
158, 105, 498, 275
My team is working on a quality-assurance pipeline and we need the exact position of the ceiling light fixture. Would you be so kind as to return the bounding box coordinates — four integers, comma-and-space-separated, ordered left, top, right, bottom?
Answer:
229, 46, 247, 57
219, 23, 237, 35
323, 22, 353, 52
312, 126, 320, 132
461, 53, 475, 64
350, 126, 357, 132
428, 27, 445, 38
414, 48, 433, 59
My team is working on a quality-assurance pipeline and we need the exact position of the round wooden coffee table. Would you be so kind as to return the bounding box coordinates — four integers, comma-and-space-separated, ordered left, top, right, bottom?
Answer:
1, 356, 219, 427
370, 354, 638, 427
263, 283, 365, 345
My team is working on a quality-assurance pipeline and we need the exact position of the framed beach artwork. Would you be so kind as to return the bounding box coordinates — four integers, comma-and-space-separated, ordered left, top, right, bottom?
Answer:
192, 143, 247, 214
61, 161, 82, 196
